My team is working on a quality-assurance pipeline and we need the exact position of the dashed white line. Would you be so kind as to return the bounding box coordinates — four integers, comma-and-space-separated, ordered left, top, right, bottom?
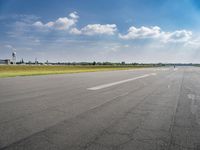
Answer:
87, 73, 157, 91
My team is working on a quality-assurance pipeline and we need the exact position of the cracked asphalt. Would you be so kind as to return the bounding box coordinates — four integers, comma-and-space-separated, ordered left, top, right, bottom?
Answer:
0, 67, 200, 150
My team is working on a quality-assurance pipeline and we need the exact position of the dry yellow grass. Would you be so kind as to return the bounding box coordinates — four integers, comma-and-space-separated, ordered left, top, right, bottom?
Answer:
0, 65, 151, 78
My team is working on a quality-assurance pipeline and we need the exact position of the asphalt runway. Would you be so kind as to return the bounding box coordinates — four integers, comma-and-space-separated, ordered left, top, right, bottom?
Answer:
0, 67, 200, 150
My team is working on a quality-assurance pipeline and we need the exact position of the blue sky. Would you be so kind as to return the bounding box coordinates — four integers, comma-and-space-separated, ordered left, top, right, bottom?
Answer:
1, 0, 200, 63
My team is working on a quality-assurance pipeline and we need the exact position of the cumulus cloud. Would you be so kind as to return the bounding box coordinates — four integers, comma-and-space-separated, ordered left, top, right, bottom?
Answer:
70, 24, 117, 35
69, 12, 79, 19
53, 17, 76, 30
119, 26, 192, 43
119, 26, 161, 40
32, 12, 193, 42
163, 30, 192, 43
81, 24, 117, 35
33, 12, 78, 30
70, 27, 82, 35
33, 12, 117, 36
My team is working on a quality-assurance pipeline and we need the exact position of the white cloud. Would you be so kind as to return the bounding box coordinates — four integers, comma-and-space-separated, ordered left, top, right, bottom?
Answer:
81, 24, 117, 35
119, 26, 192, 43
53, 17, 76, 30
119, 26, 161, 40
70, 28, 82, 35
70, 24, 117, 35
33, 12, 117, 35
69, 12, 79, 19
33, 21, 44, 27
124, 44, 129, 48
184, 37, 200, 48
162, 30, 192, 43
32, 13, 193, 43
33, 12, 78, 30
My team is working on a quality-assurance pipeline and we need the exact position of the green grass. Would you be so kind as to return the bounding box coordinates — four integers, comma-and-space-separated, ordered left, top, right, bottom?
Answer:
0, 65, 153, 78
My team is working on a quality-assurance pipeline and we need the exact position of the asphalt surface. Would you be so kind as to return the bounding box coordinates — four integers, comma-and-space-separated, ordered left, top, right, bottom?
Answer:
0, 67, 200, 150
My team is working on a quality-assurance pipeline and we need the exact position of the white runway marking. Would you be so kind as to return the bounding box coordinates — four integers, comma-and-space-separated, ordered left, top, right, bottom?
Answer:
87, 73, 157, 90
155, 68, 169, 71
174, 68, 178, 71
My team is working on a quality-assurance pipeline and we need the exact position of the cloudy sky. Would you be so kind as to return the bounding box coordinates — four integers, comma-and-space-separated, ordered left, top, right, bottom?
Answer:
1, 0, 200, 63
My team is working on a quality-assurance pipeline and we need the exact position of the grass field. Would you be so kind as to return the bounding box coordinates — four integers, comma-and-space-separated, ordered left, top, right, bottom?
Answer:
0, 65, 154, 78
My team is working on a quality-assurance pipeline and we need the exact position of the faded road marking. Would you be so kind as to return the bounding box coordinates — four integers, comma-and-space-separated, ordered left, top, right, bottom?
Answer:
87, 73, 157, 90
155, 68, 169, 71
174, 68, 178, 71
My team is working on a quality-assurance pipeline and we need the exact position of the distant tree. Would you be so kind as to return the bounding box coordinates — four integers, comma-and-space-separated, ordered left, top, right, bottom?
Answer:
103, 62, 112, 65
21, 58, 24, 64
92, 61, 96, 65
121, 61, 126, 65
97, 62, 102, 65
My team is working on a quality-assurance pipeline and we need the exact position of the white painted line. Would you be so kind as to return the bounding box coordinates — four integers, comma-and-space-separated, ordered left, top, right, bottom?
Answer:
174, 68, 178, 71
87, 73, 157, 91
155, 68, 169, 71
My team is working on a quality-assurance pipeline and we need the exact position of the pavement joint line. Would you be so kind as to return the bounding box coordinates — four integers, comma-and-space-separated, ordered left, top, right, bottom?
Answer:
87, 73, 157, 90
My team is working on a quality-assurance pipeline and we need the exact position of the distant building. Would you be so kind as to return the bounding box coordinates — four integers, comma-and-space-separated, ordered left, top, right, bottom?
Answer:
0, 59, 11, 65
